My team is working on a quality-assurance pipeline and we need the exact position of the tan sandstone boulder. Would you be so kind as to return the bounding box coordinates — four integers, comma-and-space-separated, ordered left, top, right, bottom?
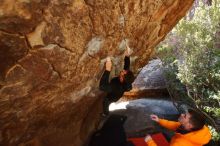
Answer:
0, 0, 194, 145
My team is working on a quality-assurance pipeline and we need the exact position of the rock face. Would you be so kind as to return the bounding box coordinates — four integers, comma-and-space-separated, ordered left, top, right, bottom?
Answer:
133, 59, 166, 90
110, 99, 179, 138
0, 0, 194, 146
123, 59, 169, 99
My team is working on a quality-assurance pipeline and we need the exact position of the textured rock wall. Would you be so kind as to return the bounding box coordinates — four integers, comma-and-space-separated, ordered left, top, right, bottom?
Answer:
123, 59, 169, 99
0, 0, 194, 146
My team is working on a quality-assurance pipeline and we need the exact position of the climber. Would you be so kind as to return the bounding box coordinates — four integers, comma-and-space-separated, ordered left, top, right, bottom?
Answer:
144, 109, 211, 146
99, 42, 135, 116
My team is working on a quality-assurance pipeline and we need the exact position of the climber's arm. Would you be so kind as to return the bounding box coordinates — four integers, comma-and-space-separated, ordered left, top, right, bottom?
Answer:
124, 42, 132, 70
99, 70, 112, 92
99, 58, 112, 92
124, 56, 130, 70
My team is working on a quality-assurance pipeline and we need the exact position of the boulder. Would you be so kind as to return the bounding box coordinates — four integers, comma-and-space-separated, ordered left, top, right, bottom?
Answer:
0, 0, 194, 145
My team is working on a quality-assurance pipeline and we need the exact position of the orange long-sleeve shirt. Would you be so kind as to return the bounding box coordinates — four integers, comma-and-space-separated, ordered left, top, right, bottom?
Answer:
146, 119, 211, 146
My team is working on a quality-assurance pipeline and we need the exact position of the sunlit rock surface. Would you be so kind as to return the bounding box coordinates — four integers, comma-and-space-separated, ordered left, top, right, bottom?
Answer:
0, 0, 194, 145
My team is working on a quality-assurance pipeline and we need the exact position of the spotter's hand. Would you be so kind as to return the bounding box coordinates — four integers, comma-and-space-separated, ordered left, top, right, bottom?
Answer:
150, 114, 159, 122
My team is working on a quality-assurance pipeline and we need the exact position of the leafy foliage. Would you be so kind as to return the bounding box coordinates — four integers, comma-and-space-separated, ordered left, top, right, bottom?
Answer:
156, 0, 220, 143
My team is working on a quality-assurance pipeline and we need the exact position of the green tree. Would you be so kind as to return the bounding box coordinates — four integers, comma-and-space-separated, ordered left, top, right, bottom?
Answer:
156, 0, 220, 143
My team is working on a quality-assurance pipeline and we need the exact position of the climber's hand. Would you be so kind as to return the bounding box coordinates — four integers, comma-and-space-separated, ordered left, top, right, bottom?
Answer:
144, 135, 152, 143
106, 57, 112, 71
124, 41, 132, 57
150, 114, 159, 122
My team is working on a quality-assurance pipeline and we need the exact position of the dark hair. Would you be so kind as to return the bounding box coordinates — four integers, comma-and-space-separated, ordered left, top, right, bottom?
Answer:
124, 70, 135, 85
188, 109, 205, 131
